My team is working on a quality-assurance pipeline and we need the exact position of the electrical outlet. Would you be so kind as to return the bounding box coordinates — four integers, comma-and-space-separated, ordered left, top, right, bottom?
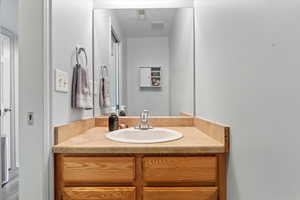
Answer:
28, 112, 34, 125
55, 69, 68, 93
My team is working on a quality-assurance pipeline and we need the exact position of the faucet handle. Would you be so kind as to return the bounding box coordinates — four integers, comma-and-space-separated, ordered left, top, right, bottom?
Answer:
135, 110, 152, 130
141, 110, 150, 120
143, 110, 150, 116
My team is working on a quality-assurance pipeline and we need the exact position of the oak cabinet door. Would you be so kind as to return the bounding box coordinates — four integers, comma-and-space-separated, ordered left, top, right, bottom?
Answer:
143, 187, 217, 200
143, 157, 217, 184
63, 187, 136, 200
63, 157, 135, 185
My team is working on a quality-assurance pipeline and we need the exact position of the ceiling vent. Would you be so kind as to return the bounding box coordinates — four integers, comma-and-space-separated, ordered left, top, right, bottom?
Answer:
151, 21, 165, 30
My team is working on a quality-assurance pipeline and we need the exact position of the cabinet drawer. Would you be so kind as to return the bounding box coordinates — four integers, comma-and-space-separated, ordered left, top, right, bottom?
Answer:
143, 157, 217, 184
64, 187, 136, 200
143, 187, 217, 200
63, 157, 135, 184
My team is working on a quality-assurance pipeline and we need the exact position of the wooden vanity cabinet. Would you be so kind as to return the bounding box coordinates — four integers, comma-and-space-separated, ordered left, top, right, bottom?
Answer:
55, 154, 227, 200
63, 157, 135, 184
143, 187, 218, 200
143, 157, 217, 184
63, 187, 136, 200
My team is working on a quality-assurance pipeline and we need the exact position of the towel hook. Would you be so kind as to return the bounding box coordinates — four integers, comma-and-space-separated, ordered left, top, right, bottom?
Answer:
75, 46, 88, 67
100, 65, 108, 78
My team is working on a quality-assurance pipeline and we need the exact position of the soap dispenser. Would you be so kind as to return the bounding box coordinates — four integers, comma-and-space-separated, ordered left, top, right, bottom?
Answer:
108, 112, 119, 131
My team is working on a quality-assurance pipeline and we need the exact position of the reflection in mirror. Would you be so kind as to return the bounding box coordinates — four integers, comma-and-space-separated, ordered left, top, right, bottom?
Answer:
94, 8, 194, 116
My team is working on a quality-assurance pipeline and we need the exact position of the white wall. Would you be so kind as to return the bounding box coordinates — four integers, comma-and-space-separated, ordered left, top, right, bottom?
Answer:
52, 0, 94, 125
195, 0, 300, 199
169, 8, 194, 116
19, 0, 46, 199
126, 37, 170, 116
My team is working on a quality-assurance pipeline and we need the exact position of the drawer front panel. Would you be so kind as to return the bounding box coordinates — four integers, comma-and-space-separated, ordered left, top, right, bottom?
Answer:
63, 157, 135, 184
143, 157, 217, 183
64, 187, 136, 200
143, 187, 217, 200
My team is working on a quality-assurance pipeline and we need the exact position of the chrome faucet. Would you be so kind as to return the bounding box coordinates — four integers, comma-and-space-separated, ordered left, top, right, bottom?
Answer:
135, 110, 152, 130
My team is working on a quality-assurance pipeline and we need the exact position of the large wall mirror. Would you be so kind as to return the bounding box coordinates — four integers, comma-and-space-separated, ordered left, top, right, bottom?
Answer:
93, 8, 194, 116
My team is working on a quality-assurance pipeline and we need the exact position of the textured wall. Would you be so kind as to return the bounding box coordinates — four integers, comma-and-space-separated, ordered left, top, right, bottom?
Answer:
195, 0, 300, 199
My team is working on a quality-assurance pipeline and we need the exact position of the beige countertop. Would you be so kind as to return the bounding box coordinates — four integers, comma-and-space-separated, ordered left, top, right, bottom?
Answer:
53, 126, 225, 154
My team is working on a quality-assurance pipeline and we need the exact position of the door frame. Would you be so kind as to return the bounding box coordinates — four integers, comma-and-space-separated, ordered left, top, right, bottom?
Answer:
43, 0, 52, 199
17, 0, 51, 199
110, 27, 121, 109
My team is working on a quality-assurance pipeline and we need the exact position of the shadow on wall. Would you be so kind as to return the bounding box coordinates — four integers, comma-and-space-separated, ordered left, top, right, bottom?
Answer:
140, 87, 162, 92
227, 134, 240, 200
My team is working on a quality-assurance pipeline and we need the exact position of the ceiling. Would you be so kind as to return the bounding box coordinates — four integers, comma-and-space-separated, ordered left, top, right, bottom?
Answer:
112, 8, 177, 38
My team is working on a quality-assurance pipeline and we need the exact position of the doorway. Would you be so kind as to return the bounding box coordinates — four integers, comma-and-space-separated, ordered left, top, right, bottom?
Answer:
0, 27, 18, 200
110, 28, 120, 111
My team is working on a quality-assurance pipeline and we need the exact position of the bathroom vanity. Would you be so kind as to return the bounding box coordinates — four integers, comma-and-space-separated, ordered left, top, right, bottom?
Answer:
53, 116, 229, 200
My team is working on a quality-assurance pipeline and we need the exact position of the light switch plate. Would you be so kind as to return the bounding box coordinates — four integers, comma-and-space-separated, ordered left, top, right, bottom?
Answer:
55, 69, 68, 93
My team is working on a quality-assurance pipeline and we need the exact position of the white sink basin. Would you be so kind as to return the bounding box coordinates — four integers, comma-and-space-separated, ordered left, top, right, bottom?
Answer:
105, 128, 183, 144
